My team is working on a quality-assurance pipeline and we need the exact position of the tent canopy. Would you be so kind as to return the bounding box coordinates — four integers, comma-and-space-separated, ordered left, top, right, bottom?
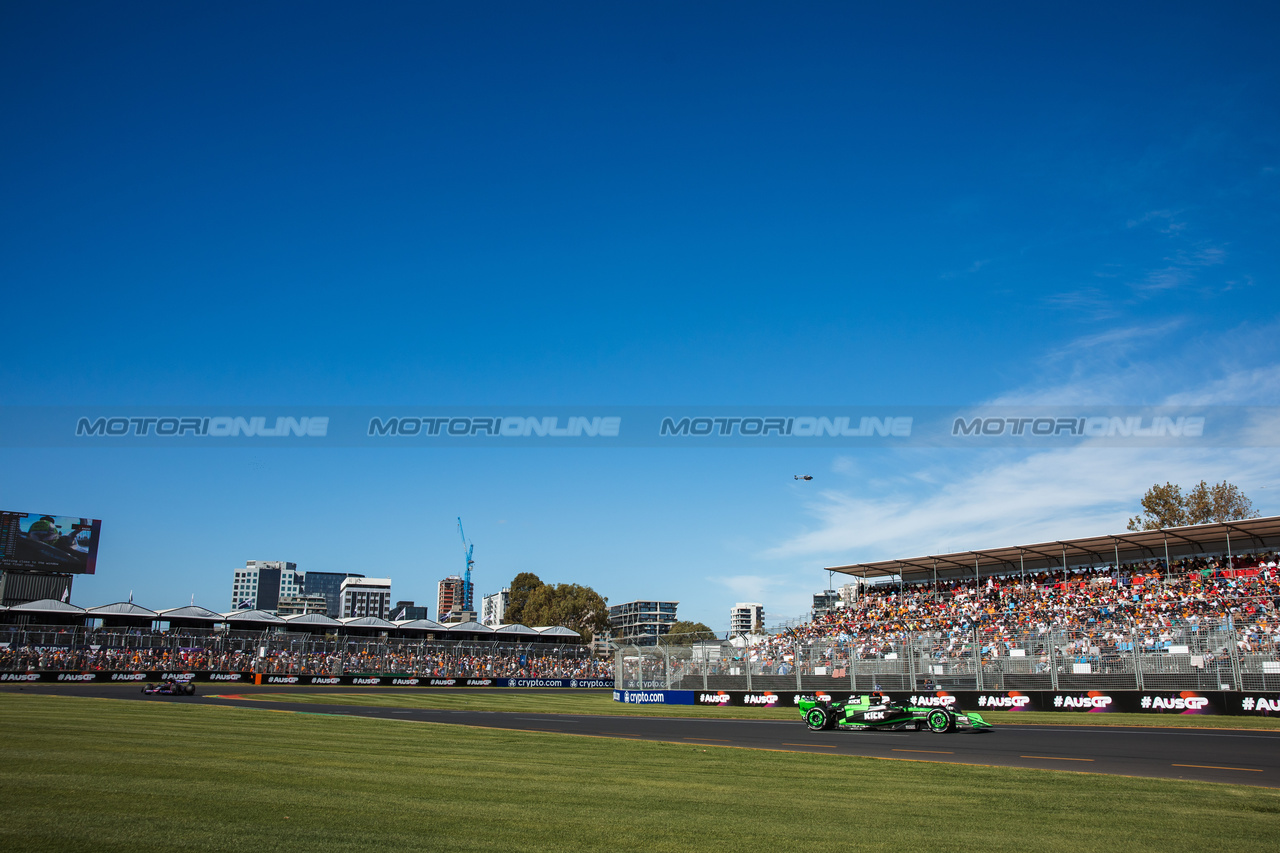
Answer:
155, 605, 223, 622
222, 609, 286, 625
8, 598, 86, 614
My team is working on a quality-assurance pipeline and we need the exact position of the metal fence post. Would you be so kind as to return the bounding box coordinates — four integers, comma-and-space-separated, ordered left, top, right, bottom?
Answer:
744, 641, 752, 692
662, 646, 670, 689
1228, 620, 1243, 692
795, 641, 803, 691
850, 646, 858, 691
973, 626, 983, 692
1049, 634, 1059, 692
1131, 634, 1143, 690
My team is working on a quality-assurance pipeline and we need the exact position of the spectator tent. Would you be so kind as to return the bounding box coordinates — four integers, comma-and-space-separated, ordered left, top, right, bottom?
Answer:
446, 620, 494, 641
4, 599, 87, 626
155, 605, 224, 632
338, 616, 395, 636
281, 613, 340, 633
494, 623, 540, 643
86, 602, 158, 629
825, 515, 1280, 587
534, 626, 584, 644
392, 618, 448, 638
221, 609, 286, 631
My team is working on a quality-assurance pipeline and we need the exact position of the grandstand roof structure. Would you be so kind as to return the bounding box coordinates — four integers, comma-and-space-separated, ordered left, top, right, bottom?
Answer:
534, 626, 583, 639
393, 618, 447, 632
494, 623, 539, 638
8, 598, 86, 614
87, 602, 157, 618
825, 515, 1280, 584
222, 609, 286, 626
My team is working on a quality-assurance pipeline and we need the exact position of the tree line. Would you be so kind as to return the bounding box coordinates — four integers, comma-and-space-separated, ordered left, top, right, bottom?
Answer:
1127, 480, 1258, 530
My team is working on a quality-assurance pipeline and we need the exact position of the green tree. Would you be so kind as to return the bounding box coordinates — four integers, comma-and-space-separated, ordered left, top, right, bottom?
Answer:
660, 621, 718, 645
1184, 480, 1258, 525
1128, 480, 1257, 530
505, 572, 544, 625
519, 583, 610, 641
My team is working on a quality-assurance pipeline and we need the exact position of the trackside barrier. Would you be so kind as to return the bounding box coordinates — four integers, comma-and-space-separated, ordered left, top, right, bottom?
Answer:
0, 672, 613, 688
611, 688, 1280, 717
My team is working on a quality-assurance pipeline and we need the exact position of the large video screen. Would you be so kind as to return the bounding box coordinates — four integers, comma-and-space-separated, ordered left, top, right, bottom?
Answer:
0, 511, 102, 574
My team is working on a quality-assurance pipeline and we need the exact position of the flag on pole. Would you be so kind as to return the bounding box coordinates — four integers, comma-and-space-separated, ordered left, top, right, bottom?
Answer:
61, 587, 69, 603
129, 590, 134, 604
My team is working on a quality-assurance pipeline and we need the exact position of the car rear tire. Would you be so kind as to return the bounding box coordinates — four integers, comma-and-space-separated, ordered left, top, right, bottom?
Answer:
805, 707, 831, 731
926, 709, 953, 733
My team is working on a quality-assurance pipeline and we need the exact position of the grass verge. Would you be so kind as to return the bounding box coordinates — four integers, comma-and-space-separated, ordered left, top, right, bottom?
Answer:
1, 693, 1278, 853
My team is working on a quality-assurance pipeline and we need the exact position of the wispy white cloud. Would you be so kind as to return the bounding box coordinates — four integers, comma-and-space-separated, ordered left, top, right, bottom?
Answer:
761, 327, 1280, 571
705, 572, 813, 625
761, 444, 1280, 564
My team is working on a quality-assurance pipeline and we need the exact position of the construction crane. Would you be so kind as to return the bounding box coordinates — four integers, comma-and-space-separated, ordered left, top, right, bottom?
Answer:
456, 517, 474, 612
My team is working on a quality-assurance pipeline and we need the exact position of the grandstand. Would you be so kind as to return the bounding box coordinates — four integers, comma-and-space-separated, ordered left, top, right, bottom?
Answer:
0, 599, 604, 680
617, 517, 1280, 695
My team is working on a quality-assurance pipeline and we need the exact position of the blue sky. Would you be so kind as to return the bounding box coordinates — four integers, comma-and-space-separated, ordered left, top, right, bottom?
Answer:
2, 3, 1278, 630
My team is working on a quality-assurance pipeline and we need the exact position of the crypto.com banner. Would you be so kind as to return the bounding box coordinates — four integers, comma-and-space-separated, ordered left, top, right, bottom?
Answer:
1, 406, 1276, 447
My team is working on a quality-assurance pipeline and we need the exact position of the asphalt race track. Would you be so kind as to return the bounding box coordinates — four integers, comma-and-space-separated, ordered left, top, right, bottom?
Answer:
9, 684, 1280, 788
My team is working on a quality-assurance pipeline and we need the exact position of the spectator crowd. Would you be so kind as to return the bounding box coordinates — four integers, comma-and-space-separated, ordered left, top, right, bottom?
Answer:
752, 552, 1280, 674
0, 641, 609, 679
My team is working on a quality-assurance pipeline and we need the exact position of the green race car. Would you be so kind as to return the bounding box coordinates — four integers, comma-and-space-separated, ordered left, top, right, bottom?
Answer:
798, 693, 992, 733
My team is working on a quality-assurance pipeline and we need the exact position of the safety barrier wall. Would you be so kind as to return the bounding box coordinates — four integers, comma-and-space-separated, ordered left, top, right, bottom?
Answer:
611, 688, 1280, 717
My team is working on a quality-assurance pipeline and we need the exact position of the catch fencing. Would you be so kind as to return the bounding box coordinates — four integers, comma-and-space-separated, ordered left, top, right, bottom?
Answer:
615, 619, 1280, 693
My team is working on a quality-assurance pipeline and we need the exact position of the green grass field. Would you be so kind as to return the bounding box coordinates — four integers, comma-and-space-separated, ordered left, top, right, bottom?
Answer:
1, 693, 1278, 853
220, 688, 1280, 729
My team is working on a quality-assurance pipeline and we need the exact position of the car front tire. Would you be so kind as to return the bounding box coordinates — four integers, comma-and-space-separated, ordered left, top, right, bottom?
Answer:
805, 707, 831, 731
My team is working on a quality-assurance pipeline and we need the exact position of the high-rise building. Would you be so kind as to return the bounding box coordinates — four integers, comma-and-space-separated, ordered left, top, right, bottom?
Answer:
276, 593, 329, 616
812, 589, 840, 618
339, 577, 391, 619
302, 571, 365, 618
438, 575, 464, 620
230, 561, 302, 612
608, 600, 678, 646
390, 600, 430, 620
481, 588, 510, 626
729, 602, 764, 636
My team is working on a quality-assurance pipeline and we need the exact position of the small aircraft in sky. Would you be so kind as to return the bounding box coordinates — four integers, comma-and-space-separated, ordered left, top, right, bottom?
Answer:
794, 475, 813, 481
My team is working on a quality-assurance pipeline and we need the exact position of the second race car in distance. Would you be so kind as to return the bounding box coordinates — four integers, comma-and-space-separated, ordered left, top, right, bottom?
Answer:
798, 692, 991, 733
142, 677, 195, 696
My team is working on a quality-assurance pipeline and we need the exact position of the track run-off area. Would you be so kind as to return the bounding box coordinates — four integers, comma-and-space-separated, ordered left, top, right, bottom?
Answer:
11, 683, 1280, 788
